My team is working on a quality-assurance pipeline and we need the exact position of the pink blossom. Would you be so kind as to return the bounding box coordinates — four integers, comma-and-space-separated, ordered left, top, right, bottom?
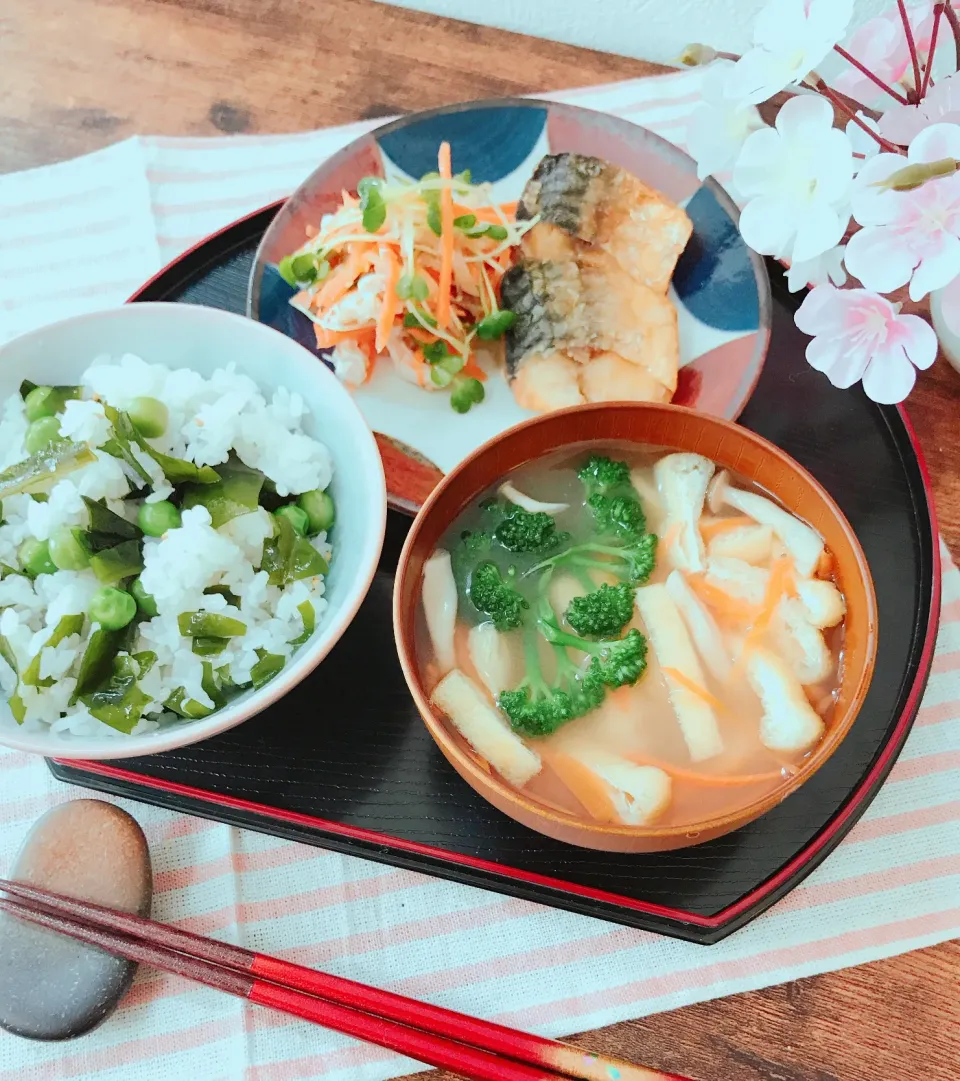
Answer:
834, 1, 935, 105
880, 71, 960, 145
794, 284, 937, 403
845, 124, 960, 301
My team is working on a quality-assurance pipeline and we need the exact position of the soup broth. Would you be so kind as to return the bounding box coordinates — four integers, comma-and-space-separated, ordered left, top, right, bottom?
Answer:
417, 443, 845, 832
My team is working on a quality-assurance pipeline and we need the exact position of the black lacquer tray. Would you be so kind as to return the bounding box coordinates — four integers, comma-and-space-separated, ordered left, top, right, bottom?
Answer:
48, 203, 940, 944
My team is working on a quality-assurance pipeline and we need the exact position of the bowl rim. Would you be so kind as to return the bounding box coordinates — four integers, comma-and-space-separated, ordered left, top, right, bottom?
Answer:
0, 302, 388, 759
393, 401, 879, 843
246, 95, 772, 425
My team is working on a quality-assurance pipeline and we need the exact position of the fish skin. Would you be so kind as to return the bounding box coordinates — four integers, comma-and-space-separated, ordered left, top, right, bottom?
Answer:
501, 258, 678, 393
517, 152, 693, 295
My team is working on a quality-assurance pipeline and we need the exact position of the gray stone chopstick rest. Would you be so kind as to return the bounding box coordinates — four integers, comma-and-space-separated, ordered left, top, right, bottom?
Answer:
0, 799, 152, 1040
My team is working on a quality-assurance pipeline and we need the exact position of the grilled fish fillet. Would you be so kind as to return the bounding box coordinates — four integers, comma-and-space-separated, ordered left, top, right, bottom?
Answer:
501, 258, 678, 413
517, 153, 693, 294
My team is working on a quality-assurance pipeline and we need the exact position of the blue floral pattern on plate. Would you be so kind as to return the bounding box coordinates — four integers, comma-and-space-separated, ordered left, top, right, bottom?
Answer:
248, 99, 771, 510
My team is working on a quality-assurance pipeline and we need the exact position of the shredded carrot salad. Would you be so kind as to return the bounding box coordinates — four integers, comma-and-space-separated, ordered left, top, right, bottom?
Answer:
278, 141, 538, 414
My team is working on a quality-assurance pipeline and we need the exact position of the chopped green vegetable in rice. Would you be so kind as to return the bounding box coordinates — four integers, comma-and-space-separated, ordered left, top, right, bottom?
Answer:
0, 354, 334, 738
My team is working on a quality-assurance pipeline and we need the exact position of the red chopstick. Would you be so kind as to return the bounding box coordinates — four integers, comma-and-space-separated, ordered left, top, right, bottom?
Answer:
0, 880, 689, 1081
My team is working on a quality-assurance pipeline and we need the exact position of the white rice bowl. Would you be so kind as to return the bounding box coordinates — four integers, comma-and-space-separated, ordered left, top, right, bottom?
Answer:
0, 305, 386, 759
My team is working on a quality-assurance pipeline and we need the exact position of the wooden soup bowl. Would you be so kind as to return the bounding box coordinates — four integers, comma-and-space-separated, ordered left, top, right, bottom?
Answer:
393, 404, 878, 852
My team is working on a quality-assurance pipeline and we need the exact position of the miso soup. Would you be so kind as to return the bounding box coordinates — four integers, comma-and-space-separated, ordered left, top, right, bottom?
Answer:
418, 444, 845, 831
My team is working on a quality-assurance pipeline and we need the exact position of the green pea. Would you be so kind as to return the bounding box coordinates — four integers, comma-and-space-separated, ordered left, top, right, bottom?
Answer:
296, 489, 335, 535
274, 504, 309, 537
24, 416, 65, 456
89, 586, 137, 631
18, 538, 57, 577
23, 385, 81, 422
24, 386, 60, 422
127, 396, 169, 439
130, 576, 158, 618
49, 526, 91, 570
138, 500, 181, 537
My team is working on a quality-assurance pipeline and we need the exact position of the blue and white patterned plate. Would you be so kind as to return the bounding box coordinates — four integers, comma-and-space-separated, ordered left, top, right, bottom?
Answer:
248, 99, 771, 510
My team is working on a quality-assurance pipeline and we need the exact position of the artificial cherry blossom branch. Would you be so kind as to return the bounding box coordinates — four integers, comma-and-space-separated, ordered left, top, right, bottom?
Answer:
897, 0, 924, 102
810, 77, 906, 153
945, 0, 960, 67
832, 44, 910, 104
920, 3, 944, 100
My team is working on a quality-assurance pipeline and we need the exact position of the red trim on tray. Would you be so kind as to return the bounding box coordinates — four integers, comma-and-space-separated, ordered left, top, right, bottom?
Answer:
105, 211, 942, 932
125, 200, 285, 303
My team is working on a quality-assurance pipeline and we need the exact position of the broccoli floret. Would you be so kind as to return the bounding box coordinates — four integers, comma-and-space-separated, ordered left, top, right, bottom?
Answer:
565, 582, 635, 637
577, 455, 631, 494
578, 455, 647, 539
586, 492, 646, 537
541, 621, 648, 691
532, 531, 658, 588
493, 505, 566, 553
497, 621, 604, 737
450, 375, 485, 414
468, 561, 528, 631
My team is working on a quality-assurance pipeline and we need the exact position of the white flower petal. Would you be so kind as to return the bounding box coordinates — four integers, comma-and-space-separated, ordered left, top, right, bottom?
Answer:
791, 201, 845, 263
734, 127, 783, 187
775, 93, 834, 141
701, 58, 736, 100
908, 122, 960, 164
861, 344, 918, 403
909, 234, 960, 299
844, 227, 916, 292
739, 194, 798, 256
851, 155, 907, 225
725, 48, 794, 105
878, 104, 928, 146
811, 129, 854, 202
896, 313, 939, 370
786, 245, 847, 291
807, 335, 870, 387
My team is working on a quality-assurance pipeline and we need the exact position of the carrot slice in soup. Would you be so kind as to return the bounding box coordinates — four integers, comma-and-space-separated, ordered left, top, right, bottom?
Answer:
699, 515, 754, 542
539, 749, 620, 824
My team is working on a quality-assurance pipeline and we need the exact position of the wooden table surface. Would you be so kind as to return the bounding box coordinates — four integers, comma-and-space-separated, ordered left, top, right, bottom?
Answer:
2, 2, 958, 1079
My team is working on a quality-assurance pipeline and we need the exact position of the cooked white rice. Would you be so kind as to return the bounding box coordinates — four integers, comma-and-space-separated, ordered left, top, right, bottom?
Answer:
0, 353, 334, 738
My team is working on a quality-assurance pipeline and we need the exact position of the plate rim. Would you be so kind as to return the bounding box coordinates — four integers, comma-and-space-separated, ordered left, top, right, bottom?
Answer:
245, 95, 773, 427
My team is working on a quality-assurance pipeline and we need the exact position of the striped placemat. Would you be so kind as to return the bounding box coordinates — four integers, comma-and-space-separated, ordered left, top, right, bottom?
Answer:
0, 68, 957, 1081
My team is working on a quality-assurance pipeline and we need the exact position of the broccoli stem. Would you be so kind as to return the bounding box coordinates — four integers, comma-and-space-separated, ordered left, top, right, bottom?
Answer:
572, 564, 595, 594
539, 623, 606, 657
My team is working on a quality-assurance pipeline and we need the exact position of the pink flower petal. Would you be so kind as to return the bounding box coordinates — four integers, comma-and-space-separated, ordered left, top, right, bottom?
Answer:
861, 343, 918, 403
895, 313, 939, 371
909, 233, 960, 300
937, 272, 960, 338
844, 227, 917, 293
